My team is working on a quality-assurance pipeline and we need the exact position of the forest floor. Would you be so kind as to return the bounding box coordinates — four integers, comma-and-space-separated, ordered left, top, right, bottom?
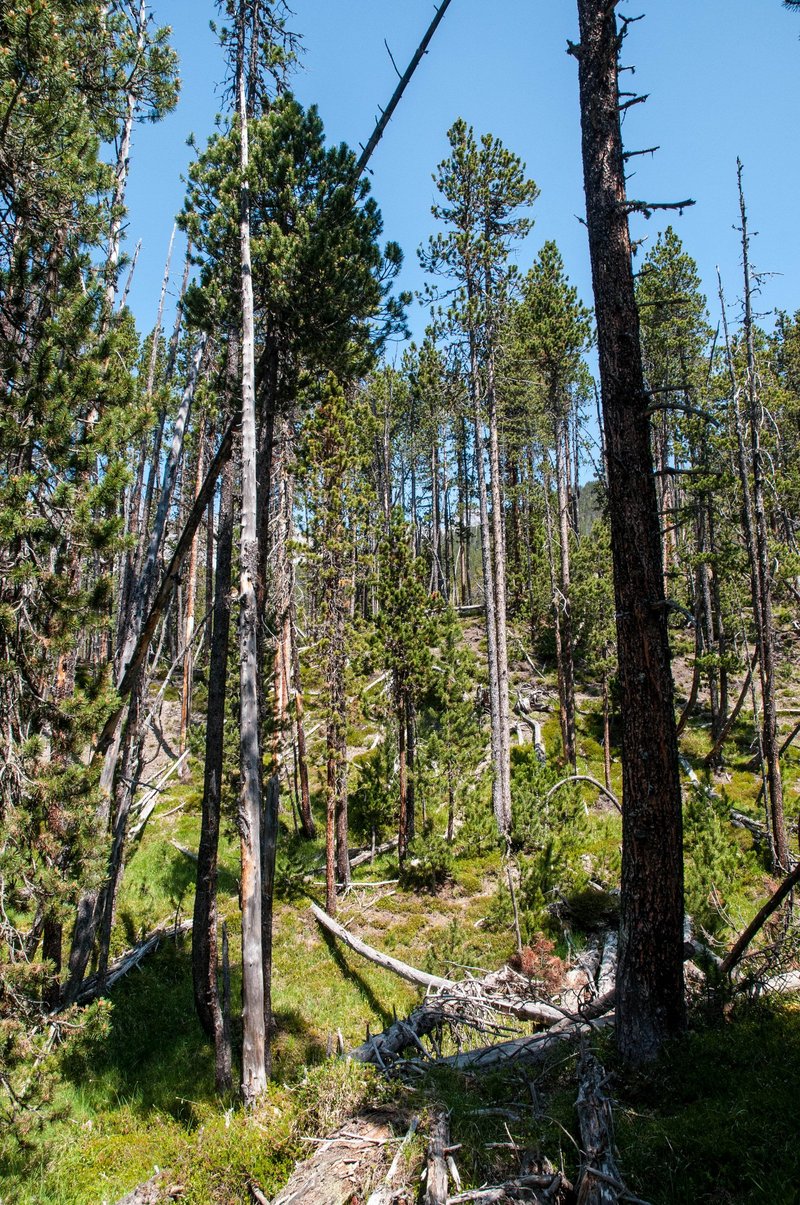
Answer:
3, 622, 800, 1204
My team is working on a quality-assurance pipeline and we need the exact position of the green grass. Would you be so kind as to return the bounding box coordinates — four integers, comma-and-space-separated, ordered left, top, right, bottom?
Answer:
4, 644, 800, 1203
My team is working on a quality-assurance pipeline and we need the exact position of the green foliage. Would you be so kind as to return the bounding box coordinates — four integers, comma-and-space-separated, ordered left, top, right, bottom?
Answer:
399, 828, 454, 894
181, 95, 406, 387
683, 784, 760, 938
349, 740, 398, 845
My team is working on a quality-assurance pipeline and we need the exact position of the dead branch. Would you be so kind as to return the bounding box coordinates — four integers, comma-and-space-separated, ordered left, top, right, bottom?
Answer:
545, 775, 620, 812
721, 859, 800, 976
76, 919, 192, 1005
356, 0, 455, 175
575, 1047, 625, 1204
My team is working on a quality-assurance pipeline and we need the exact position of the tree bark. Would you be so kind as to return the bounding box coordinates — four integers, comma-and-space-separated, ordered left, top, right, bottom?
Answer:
737, 163, 789, 870
237, 13, 267, 1106
572, 0, 685, 1063
192, 444, 234, 1068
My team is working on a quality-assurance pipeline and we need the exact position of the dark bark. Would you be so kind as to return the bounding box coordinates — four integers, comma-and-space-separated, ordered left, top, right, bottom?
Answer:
192, 450, 234, 1048
572, 0, 685, 1062
261, 776, 279, 1078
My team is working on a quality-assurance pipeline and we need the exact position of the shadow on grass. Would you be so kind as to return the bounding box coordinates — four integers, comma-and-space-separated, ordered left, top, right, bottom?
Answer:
317, 927, 394, 1032
59, 938, 218, 1124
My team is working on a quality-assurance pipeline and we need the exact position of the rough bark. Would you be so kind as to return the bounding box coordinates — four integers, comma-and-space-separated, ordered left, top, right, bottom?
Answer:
261, 776, 280, 1077
237, 14, 267, 1105
192, 448, 234, 1058
572, 0, 685, 1062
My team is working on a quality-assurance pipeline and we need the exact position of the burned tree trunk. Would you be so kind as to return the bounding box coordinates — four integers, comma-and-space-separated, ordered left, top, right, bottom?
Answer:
571, 0, 685, 1062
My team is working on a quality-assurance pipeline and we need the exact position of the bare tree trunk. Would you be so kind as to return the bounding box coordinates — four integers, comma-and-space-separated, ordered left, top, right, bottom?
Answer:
237, 15, 267, 1106
103, 0, 146, 317
572, 0, 685, 1063
486, 343, 512, 832
555, 415, 577, 767
261, 776, 279, 1078
737, 163, 789, 870
179, 423, 206, 776
192, 442, 234, 1081
469, 335, 507, 836
289, 585, 315, 839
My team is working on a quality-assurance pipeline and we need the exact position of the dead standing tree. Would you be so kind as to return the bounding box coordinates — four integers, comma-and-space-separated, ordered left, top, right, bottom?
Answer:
570, 2, 688, 1062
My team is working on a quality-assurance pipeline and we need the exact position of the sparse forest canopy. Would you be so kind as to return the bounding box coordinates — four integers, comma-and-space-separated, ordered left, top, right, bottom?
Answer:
3, 2, 800, 1202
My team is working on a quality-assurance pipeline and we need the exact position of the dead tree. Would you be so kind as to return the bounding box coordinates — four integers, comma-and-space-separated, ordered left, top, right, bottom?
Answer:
570, 1, 686, 1062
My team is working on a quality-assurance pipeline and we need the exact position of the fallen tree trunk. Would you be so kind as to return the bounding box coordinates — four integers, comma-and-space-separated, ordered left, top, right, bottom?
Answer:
432, 1012, 615, 1073
575, 1048, 623, 1204
448, 1174, 568, 1204
424, 1109, 449, 1204
311, 903, 574, 1027
76, 919, 192, 1005
721, 859, 800, 976
270, 1111, 403, 1205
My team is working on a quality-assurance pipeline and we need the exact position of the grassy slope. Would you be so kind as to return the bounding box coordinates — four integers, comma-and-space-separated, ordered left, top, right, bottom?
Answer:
3, 626, 800, 1204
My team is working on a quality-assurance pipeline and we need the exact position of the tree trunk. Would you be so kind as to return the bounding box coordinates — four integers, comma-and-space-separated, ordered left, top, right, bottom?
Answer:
192, 444, 234, 1068
261, 776, 280, 1077
179, 423, 206, 776
469, 334, 508, 837
737, 163, 789, 870
572, 0, 685, 1063
555, 416, 577, 767
237, 17, 267, 1106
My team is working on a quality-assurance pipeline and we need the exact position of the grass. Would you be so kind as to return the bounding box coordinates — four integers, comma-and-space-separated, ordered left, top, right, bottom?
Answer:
4, 637, 800, 1203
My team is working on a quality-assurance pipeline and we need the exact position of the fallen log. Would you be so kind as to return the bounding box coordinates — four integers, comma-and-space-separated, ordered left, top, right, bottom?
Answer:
575, 1048, 623, 1204
447, 1172, 568, 1203
311, 903, 574, 1027
270, 1110, 403, 1205
433, 1012, 615, 1073
350, 1004, 444, 1066
76, 919, 192, 1004
424, 1109, 449, 1204
721, 859, 800, 976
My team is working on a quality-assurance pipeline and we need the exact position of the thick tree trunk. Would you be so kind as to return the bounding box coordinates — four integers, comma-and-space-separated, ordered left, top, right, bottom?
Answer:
572, 0, 685, 1063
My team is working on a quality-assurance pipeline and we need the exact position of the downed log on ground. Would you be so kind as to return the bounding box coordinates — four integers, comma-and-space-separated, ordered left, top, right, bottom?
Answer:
270, 1110, 405, 1205
575, 1048, 623, 1204
433, 1012, 615, 1073
76, 919, 192, 1005
424, 1109, 449, 1204
447, 1171, 569, 1203
721, 858, 800, 976
312, 904, 580, 1028
350, 1004, 444, 1066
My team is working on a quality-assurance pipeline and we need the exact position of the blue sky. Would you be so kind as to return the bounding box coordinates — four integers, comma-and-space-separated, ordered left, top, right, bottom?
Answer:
123, 0, 800, 355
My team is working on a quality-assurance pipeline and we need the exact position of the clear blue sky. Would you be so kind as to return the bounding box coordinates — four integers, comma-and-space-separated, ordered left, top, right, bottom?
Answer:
123, 0, 800, 353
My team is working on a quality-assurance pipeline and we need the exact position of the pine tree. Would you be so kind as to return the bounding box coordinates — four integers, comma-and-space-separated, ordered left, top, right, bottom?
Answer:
422, 119, 538, 835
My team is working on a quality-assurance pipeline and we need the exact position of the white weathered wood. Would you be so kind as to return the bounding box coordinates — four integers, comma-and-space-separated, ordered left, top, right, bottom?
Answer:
424, 1110, 449, 1204
575, 1048, 625, 1204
